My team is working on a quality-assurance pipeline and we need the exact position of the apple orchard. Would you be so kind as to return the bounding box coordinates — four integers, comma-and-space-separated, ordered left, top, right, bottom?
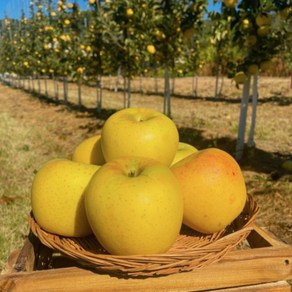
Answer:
0, 0, 291, 88
0, 0, 291, 159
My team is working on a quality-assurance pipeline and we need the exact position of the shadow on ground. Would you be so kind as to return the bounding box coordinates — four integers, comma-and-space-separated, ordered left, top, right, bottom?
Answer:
23, 87, 292, 177
178, 126, 292, 177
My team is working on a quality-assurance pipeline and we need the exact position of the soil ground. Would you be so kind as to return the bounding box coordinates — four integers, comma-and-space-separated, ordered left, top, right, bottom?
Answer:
0, 75, 291, 270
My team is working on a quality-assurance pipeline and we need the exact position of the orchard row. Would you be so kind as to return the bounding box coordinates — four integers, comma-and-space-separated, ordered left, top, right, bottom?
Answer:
0, 0, 291, 84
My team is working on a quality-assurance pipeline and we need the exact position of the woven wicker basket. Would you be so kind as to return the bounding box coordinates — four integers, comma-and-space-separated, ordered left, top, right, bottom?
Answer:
29, 195, 259, 277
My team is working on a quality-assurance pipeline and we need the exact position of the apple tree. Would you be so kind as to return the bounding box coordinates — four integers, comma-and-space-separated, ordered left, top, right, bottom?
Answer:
148, 0, 207, 116
218, 0, 292, 160
99, 0, 160, 109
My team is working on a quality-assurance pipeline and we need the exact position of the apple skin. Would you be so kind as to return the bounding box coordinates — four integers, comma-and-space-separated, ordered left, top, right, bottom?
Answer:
101, 108, 179, 166
224, 0, 237, 9
72, 134, 105, 165
171, 148, 247, 234
31, 159, 100, 237
255, 14, 271, 27
84, 156, 183, 255
171, 142, 198, 166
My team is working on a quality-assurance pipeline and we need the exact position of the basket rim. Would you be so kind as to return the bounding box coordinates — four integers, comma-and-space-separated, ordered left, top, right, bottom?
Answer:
29, 195, 259, 277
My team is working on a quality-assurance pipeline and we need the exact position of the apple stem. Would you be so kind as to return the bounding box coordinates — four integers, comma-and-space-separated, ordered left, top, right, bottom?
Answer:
128, 169, 137, 177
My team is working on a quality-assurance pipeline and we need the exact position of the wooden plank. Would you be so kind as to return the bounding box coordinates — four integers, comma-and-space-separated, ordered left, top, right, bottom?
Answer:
211, 280, 291, 292
1, 245, 291, 292
247, 225, 289, 248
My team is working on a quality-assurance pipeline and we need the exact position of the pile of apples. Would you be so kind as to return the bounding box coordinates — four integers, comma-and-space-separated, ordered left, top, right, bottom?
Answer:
31, 108, 247, 256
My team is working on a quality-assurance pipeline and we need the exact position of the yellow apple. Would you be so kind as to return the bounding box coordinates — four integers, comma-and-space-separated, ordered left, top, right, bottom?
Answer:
171, 142, 198, 166
126, 8, 134, 17
234, 71, 247, 85
241, 19, 251, 30
280, 7, 292, 19
31, 159, 100, 237
247, 64, 259, 75
85, 157, 183, 255
147, 44, 156, 54
100, 108, 179, 166
224, 0, 237, 9
171, 148, 247, 234
257, 25, 270, 37
72, 134, 105, 165
76, 67, 84, 75
256, 14, 271, 27
155, 30, 166, 41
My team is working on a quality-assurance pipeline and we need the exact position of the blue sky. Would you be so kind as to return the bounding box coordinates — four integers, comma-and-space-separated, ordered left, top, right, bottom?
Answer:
0, 1, 220, 20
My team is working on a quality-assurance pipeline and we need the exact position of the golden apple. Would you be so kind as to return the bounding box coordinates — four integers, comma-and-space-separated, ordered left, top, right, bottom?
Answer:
171, 148, 247, 234
100, 108, 179, 166
85, 157, 183, 255
256, 14, 271, 27
241, 19, 251, 30
257, 25, 270, 37
72, 134, 105, 165
245, 35, 257, 47
247, 64, 259, 75
171, 142, 198, 166
76, 67, 84, 75
126, 8, 134, 17
155, 30, 166, 41
280, 7, 292, 19
31, 159, 99, 237
224, 0, 237, 9
147, 44, 156, 54
234, 71, 247, 85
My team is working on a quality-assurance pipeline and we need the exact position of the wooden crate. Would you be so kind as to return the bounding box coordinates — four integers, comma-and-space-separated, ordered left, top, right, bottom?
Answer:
1, 224, 292, 291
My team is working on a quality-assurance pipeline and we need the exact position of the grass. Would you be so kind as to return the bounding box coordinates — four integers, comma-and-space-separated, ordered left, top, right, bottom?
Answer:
0, 76, 291, 272
0, 112, 34, 268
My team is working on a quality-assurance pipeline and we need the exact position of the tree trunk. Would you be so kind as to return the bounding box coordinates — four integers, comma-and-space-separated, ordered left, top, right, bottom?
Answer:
123, 77, 127, 108
139, 75, 143, 94
235, 76, 251, 161
96, 75, 102, 115
163, 64, 171, 117
115, 67, 121, 92
192, 75, 198, 97
214, 65, 219, 98
53, 75, 59, 101
127, 77, 131, 108
44, 77, 48, 97
154, 68, 158, 94
109, 74, 113, 91
247, 74, 259, 148
37, 75, 41, 95
63, 77, 68, 104
77, 76, 82, 106
219, 74, 224, 97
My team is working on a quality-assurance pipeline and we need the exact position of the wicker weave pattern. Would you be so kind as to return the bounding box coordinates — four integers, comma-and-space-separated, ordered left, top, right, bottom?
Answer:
29, 195, 259, 277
